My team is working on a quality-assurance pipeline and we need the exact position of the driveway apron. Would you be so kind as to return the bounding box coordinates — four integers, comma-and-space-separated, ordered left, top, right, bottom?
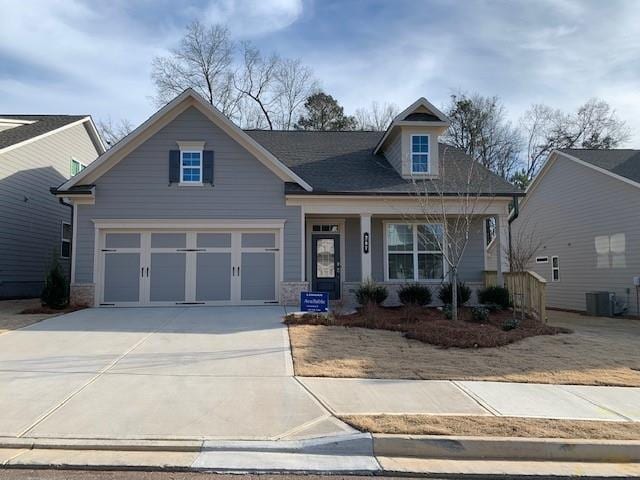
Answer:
0, 307, 354, 440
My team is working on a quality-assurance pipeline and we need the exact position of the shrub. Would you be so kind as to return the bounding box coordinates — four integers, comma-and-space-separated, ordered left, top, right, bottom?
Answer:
502, 317, 520, 331
442, 304, 453, 320
470, 307, 490, 323
398, 283, 432, 306
438, 282, 472, 306
41, 257, 69, 309
478, 286, 510, 310
355, 280, 388, 306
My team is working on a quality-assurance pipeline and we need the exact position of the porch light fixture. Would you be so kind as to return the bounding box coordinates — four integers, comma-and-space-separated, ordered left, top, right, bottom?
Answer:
363, 232, 369, 254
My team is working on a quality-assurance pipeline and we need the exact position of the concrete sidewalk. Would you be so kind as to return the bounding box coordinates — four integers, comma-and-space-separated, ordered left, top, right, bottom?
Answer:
299, 377, 640, 421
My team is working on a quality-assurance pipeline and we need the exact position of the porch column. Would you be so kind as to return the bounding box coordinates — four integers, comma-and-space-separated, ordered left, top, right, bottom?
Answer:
360, 214, 372, 281
495, 213, 509, 286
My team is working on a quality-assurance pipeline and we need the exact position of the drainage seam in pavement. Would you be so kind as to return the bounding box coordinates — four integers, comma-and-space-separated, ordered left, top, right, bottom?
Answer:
557, 386, 633, 421
16, 315, 177, 438
293, 377, 338, 416
451, 381, 501, 416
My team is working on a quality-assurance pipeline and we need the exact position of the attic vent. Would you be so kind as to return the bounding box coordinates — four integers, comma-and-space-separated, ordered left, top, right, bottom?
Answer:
536, 256, 549, 264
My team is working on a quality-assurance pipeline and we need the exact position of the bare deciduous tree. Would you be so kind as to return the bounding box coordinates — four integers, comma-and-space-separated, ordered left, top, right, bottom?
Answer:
96, 117, 134, 148
507, 219, 545, 321
400, 148, 497, 321
520, 98, 630, 181
273, 58, 318, 130
354, 101, 399, 131
443, 92, 522, 180
151, 21, 238, 116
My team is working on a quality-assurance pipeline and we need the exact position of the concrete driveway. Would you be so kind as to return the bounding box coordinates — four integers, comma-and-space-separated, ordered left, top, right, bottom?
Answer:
0, 307, 353, 441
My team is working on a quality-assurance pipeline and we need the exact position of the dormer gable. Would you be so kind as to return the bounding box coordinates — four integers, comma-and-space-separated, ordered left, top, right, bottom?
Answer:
375, 97, 450, 179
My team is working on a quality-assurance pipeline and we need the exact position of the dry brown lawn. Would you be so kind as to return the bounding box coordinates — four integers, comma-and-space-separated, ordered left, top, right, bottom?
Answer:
0, 299, 61, 334
343, 414, 640, 440
288, 310, 640, 386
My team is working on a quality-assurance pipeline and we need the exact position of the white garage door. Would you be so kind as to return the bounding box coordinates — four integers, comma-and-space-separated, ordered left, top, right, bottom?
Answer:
99, 230, 279, 306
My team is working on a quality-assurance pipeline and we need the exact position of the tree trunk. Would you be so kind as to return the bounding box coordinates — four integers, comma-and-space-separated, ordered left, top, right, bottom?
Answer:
451, 267, 458, 321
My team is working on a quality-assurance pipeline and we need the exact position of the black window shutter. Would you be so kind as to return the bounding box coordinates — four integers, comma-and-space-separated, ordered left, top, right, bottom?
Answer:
203, 150, 214, 185
169, 150, 180, 183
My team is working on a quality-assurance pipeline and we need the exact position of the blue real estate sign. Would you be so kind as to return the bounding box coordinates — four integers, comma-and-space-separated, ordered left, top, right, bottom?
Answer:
300, 292, 329, 312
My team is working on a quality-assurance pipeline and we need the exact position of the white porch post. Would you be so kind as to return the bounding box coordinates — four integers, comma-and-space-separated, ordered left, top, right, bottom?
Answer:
360, 214, 372, 281
495, 213, 509, 286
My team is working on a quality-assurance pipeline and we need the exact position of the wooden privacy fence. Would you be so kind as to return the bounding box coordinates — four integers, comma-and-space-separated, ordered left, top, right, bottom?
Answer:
504, 271, 547, 322
483, 270, 498, 287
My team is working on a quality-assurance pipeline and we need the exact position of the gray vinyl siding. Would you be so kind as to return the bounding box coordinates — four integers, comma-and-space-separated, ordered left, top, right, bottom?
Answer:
344, 217, 361, 282
74, 106, 301, 284
514, 156, 640, 315
370, 216, 484, 284
382, 130, 402, 175
0, 123, 99, 297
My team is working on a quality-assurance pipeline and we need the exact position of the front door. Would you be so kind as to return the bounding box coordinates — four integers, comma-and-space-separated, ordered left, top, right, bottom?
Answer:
311, 234, 341, 299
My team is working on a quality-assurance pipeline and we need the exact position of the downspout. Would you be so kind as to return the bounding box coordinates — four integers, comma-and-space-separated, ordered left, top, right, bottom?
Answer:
507, 196, 520, 269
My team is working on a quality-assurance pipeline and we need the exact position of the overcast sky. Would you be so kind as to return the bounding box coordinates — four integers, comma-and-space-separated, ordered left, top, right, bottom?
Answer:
1, 0, 639, 145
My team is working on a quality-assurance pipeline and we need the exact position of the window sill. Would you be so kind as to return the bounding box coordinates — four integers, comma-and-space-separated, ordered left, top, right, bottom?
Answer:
383, 279, 443, 284
177, 183, 206, 187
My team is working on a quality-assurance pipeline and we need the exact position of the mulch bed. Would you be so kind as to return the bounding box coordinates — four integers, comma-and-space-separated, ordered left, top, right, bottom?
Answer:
284, 306, 570, 348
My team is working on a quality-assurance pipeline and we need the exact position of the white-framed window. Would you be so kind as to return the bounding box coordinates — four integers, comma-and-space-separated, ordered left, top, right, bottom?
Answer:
385, 223, 444, 281
536, 256, 549, 264
411, 134, 430, 173
70, 158, 85, 176
180, 150, 202, 184
551, 256, 559, 282
60, 221, 72, 259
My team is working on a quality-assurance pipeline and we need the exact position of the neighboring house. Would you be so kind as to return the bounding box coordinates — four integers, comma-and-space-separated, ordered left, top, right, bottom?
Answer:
0, 115, 104, 298
513, 149, 640, 315
52, 89, 521, 308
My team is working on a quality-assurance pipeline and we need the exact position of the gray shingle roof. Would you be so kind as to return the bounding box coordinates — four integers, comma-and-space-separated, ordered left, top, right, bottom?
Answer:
0, 114, 87, 150
559, 148, 640, 185
245, 130, 521, 196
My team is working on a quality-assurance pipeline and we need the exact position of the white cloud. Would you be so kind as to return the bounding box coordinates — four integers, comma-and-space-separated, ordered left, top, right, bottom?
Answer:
204, 0, 303, 38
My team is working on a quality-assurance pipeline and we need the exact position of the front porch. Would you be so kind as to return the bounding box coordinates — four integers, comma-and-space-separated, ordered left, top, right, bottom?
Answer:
283, 196, 512, 306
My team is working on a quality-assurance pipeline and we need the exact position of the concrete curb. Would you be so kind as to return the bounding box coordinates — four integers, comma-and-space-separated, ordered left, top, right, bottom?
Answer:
373, 434, 640, 463
0, 437, 203, 452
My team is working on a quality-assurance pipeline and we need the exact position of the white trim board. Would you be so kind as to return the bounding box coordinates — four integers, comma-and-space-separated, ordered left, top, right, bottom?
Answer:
59, 89, 312, 192
91, 219, 286, 230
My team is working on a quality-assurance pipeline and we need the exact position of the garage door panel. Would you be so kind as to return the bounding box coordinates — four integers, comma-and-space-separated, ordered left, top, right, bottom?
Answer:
241, 233, 275, 248
196, 253, 232, 302
241, 252, 276, 301
150, 253, 186, 302
103, 253, 140, 303
197, 233, 231, 248
105, 233, 140, 249
151, 233, 186, 249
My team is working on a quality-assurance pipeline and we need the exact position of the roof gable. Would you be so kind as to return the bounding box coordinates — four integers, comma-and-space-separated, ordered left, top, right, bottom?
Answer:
0, 115, 105, 154
374, 97, 450, 154
522, 149, 640, 209
58, 89, 311, 192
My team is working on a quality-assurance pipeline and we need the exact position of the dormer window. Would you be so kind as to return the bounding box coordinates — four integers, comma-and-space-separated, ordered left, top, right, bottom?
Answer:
411, 134, 429, 173
180, 150, 202, 184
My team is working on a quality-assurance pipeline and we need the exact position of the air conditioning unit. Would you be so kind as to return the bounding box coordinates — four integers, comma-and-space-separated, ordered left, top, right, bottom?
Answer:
585, 291, 613, 316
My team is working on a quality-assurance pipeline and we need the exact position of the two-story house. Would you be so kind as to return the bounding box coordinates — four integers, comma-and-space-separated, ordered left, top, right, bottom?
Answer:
0, 115, 104, 298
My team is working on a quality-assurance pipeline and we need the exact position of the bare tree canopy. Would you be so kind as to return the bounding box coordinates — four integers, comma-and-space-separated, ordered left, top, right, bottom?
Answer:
151, 21, 318, 130
295, 91, 357, 131
354, 101, 399, 131
96, 117, 134, 148
520, 98, 631, 181
443, 92, 522, 180
151, 22, 238, 116
274, 58, 319, 130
